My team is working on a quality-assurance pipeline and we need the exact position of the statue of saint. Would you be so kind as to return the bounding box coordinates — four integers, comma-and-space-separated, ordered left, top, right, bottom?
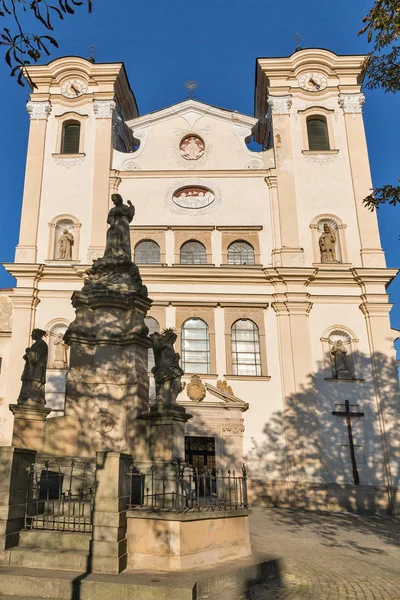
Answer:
331, 340, 352, 379
319, 223, 337, 263
17, 329, 48, 405
58, 229, 74, 260
150, 328, 184, 408
104, 193, 135, 260
53, 333, 68, 368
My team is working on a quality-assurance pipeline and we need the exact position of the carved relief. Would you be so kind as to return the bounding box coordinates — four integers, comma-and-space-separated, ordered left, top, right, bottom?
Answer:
54, 157, 85, 169
217, 379, 234, 396
187, 374, 206, 401
93, 100, 116, 119
26, 101, 51, 120
338, 93, 365, 115
92, 408, 116, 436
179, 135, 205, 160
267, 95, 293, 115
173, 187, 215, 210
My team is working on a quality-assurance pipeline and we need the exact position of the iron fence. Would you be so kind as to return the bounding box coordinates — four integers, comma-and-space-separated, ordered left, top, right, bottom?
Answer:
127, 460, 248, 512
24, 458, 96, 532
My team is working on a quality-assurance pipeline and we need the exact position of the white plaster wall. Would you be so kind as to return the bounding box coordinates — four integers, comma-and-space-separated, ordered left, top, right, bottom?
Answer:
36, 100, 96, 263
289, 95, 380, 267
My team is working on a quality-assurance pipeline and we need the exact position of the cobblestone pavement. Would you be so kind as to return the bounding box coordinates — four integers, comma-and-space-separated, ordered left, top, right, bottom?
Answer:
245, 508, 400, 599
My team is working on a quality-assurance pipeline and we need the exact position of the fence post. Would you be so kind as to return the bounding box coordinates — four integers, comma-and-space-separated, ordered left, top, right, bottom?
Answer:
91, 451, 132, 574
0, 446, 36, 564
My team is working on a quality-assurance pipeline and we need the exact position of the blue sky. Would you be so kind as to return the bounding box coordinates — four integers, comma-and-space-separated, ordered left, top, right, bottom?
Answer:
0, 0, 399, 334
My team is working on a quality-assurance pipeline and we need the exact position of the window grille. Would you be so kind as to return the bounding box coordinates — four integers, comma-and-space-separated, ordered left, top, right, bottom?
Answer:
231, 319, 261, 376
145, 316, 160, 372
134, 240, 160, 264
180, 241, 207, 265
227, 241, 255, 265
61, 122, 80, 154
307, 117, 330, 151
181, 318, 210, 374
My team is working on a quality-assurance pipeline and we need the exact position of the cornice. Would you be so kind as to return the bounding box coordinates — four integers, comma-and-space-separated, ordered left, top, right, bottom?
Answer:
216, 226, 263, 231
125, 99, 257, 129
116, 169, 270, 179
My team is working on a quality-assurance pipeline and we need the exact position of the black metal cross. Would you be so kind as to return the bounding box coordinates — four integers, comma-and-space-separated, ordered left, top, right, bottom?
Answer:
332, 400, 364, 485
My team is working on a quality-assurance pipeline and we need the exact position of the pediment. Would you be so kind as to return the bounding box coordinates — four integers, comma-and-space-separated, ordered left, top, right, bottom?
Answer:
125, 99, 257, 130
205, 382, 249, 411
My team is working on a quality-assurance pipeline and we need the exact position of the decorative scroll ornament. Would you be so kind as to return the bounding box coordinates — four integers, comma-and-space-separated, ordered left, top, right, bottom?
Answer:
93, 100, 116, 119
338, 93, 365, 116
26, 101, 51, 120
187, 374, 206, 401
247, 159, 263, 169
306, 153, 336, 165
121, 159, 140, 171
54, 156, 85, 169
267, 95, 293, 115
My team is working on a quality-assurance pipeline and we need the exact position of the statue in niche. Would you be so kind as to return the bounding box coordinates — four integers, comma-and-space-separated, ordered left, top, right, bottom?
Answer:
17, 329, 48, 405
331, 340, 352, 379
217, 379, 234, 396
58, 229, 74, 260
104, 193, 135, 260
150, 328, 184, 409
53, 333, 68, 369
319, 223, 337, 263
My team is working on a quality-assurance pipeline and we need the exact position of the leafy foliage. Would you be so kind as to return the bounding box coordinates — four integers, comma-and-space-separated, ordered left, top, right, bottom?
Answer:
0, 0, 92, 85
359, 0, 400, 211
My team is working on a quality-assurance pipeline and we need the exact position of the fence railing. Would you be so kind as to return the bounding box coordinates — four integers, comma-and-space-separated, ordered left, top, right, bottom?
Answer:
127, 461, 248, 512
24, 458, 96, 532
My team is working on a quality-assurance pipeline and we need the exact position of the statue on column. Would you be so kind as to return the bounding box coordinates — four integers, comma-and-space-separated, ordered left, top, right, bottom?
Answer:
58, 229, 74, 260
150, 328, 184, 409
104, 193, 135, 260
83, 193, 147, 297
53, 333, 68, 369
331, 340, 352, 379
17, 329, 48, 405
319, 223, 337, 263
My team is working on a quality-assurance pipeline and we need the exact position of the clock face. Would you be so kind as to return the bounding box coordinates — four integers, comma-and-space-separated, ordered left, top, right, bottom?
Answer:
61, 78, 88, 98
298, 72, 327, 92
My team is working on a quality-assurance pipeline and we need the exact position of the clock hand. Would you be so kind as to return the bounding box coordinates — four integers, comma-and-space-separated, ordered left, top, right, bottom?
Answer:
309, 78, 320, 90
71, 84, 80, 95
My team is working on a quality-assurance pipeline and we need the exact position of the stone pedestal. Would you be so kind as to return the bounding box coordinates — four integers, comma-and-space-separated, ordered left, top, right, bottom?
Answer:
142, 406, 192, 465
43, 277, 152, 459
9, 404, 51, 451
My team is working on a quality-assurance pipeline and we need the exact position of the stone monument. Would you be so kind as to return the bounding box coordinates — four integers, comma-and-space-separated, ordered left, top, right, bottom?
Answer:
58, 229, 74, 260
319, 223, 337, 263
43, 194, 153, 459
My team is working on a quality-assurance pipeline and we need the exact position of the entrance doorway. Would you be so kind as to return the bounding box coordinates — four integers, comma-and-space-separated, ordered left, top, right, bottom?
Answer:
185, 436, 216, 473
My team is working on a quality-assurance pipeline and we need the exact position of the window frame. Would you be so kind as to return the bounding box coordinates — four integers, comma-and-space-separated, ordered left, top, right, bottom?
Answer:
181, 317, 211, 375
54, 111, 88, 156
134, 239, 161, 264
231, 319, 262, 376
180, 240, 207, 265
306, 115, 330, 151
227, 240, 256, 266
298, 106, 336, 153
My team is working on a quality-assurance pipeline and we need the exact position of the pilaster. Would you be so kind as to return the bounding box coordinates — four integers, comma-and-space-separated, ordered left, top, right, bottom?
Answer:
339, 93, 385, 267
15, 101, 51, 264
267, 96, 303, 267
88, 100, 116, 261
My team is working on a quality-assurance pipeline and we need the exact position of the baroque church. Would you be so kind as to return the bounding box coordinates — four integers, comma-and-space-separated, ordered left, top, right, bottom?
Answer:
0, 48, 399, 512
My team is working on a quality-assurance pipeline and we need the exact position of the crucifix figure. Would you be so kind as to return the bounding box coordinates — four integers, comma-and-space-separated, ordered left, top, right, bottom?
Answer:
332, 400, 364, 485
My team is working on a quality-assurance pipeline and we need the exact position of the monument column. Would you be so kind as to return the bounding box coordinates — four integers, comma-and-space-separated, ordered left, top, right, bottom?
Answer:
15, 101, 51, 264
339, 93, 385, 267
88, 100, 116, 261
268, 96, 303, 267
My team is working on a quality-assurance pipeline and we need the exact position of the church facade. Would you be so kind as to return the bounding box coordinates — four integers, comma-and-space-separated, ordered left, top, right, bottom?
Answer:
0, 48, 399, 512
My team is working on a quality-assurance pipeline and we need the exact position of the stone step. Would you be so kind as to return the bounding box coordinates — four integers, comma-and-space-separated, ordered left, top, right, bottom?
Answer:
19, 530, 91, 552
8, 548, 89, 572
0, 567, 80, 599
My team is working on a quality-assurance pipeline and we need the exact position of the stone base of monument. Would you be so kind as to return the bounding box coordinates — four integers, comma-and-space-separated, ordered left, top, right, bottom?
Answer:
9, 405, 52, 451
127, 508, 252, 571
0, 555, 281, 599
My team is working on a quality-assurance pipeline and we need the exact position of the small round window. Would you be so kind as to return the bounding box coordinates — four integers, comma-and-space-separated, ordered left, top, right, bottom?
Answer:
173, 186, 215, 209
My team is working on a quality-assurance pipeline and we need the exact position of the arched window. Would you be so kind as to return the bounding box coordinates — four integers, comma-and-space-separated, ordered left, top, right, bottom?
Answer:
134, 240, 160, 264
61, 121, 81, 154
180, 241, 207, 265
227, 241, 255, 265
145, 316, 160, 372
231, 319, 261, 376
307, 116, 330, 151
181, 318, 210, 374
